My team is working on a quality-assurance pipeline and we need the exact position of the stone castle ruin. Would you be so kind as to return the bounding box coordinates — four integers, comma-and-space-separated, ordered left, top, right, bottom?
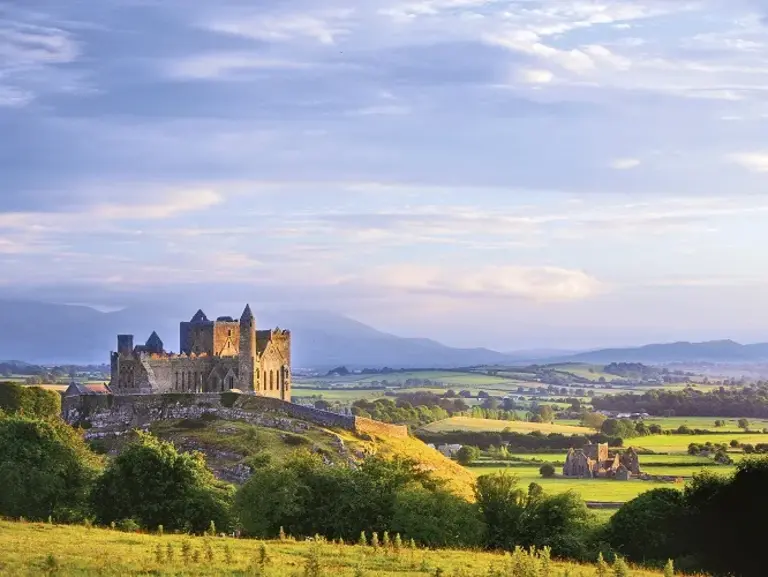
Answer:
63, 306, 409, 440
563, 444, 641, 479
111, 305, 291, 400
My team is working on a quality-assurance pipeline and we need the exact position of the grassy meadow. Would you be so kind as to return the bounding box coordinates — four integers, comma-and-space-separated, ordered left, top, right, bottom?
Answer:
421, 417, 591, 435
466, 465, 682, 502
0, 520, 681, 577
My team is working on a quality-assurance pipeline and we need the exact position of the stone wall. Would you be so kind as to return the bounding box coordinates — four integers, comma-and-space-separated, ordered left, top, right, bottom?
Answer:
62, 393, 407, 439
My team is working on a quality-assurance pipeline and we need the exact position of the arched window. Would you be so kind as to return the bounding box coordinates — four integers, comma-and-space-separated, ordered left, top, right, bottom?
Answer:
188, 372, 192, 392
228, 376, 234, 389
269, 370, 274, 391
175, 372, 180, 391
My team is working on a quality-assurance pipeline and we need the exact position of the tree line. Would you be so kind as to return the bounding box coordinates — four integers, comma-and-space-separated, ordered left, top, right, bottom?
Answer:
592, 384, 768, 418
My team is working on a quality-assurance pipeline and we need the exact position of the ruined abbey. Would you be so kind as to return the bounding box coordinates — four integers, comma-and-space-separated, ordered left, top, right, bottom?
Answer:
111, 305, 291, 401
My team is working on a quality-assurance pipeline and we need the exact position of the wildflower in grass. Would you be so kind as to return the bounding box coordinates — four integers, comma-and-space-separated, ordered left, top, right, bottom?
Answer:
358, 531, 367, 547
371, 532, 380, 549
224, 544, 233, 565
181, 541, 192, 564
394, 533, 403, 551
539, 546, 552, 575
409, 538, 417, 550
663, 560, 675, 577
165, 542, 174, 563
383, 531, 391, 548
596, 552, 609, 577
612, 556, 630, 577
258, 542, 269, 567
279, 526, 287, 541
192, 549, 201, 564
154, 544, 164, 564
208, 520, 216, 537
304, 540, 324, 577
204, 541, 214, 563
43, 553, 59, 576
157, 525, 164, 536
354, 564, 366, 577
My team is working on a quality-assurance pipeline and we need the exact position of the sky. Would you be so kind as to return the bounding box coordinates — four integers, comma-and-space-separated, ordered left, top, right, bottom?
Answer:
2, 0, 768, 351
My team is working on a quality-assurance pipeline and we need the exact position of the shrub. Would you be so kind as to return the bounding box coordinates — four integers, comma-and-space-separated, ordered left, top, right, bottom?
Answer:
456, 445, 480, 465
0, 414, 101, 521
91, 431, 234, 533
0, 382, 61, 419
539, 463, 556, 478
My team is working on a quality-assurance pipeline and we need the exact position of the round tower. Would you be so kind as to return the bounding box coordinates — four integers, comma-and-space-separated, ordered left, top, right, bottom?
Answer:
238, 304, 257, 392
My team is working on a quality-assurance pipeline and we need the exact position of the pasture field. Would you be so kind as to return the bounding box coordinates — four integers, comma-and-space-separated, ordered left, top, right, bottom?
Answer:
635, 432, 768, 453
421, 417, 591, 434
291, 388, 385, 402
0, 520, 675, 577
547, 363, 621, 382
640, 465, 735, 477
466, 465, 679, 502
639, 416, 768, 431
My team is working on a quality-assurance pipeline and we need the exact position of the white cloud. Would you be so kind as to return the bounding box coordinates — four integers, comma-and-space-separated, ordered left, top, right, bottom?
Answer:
166, 53, 311, 80
727, 152, 768, 173
358, 264, 605, 302
205, 11, 352, 45
517, 68, 554, 84
94, 189, 224, 220
610, 158, 641, 170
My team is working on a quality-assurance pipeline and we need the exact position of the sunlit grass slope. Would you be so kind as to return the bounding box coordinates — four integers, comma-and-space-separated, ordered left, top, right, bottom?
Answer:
0, 520, 679, 577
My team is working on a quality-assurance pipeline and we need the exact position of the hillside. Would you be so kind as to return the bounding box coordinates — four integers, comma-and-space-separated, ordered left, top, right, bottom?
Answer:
0, 520, 672, 577
558, 339, 768, 364
97, 412, 476, 500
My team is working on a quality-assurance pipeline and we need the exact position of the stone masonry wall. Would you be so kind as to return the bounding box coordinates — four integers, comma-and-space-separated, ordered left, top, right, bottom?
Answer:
62, 393, 407, 439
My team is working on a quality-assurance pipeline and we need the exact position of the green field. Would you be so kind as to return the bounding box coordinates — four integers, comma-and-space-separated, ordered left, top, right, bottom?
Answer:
639, 416, 768, 432
0, 520, 673, 577
640, 465, 735, 477
421, 417, 591, 434
466, 465, 680, 502
634, 433, 768, 453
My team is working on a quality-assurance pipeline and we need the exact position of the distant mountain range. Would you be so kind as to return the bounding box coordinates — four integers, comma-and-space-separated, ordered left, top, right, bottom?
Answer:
1, 300, 767, 368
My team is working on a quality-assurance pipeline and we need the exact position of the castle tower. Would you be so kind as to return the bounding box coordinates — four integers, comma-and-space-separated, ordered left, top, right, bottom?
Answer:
238, 304, 257, 392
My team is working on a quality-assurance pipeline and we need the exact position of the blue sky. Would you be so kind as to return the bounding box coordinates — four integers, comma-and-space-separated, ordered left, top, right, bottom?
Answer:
2, 0, 768, 350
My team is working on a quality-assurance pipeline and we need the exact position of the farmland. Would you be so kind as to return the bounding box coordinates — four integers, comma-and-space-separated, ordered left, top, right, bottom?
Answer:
420, 417, 591, 434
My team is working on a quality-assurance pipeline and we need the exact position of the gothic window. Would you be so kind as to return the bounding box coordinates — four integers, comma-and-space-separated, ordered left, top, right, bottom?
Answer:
228, 376, 234, 389
269, 370, 274, 391
181, 371, 185, 391
175, 372, 179, 390
188, 372, 192, 392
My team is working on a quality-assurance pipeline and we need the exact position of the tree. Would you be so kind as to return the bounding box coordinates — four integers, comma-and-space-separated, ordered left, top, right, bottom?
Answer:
456, 445, 480, 466
391, 487, 486, 548
0, 414, 101, 521
537, 405, 555, 423
91, 431, 233, 533
539, 463, 556, 478
0, 382, 61, 419
605, 489, 687, 564
474, 472, 527, 550
738, 418, 750, 430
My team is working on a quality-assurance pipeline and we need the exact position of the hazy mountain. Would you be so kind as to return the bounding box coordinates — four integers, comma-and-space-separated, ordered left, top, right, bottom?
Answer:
555, 339, 768, 364
0, 301, 514, 368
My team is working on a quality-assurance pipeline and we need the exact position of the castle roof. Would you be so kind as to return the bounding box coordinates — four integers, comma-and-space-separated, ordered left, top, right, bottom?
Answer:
65, 382, 112, 396
146, 331, 164, 350
191, 309, 209, 323
240, 304, 255, 322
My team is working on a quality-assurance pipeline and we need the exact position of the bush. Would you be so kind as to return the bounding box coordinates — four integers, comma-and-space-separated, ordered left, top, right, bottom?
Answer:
0, 382, 61, 419
456, 445, 480, 465
0, 414, 101, 521
539, 463, 556, 478
605, 488, 687, 564
91, 431, 234, 533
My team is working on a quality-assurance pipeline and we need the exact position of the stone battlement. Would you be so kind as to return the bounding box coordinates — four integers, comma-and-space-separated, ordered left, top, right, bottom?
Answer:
62, 392, 408, 439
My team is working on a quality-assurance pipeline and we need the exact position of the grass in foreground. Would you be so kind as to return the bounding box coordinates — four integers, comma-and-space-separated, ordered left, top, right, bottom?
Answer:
0, 520, 677, 577
421, 417, 591, 435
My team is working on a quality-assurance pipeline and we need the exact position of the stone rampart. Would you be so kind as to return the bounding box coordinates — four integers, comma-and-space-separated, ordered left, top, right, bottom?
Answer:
62, 392, 407, 439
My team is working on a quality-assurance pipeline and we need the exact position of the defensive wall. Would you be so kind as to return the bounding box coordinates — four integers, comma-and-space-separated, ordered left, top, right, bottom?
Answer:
62, 392, 408, 439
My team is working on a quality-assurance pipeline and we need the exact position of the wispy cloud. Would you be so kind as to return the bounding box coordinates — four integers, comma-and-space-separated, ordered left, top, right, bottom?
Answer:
610, 158, 641, 170
727, 151, 768, 173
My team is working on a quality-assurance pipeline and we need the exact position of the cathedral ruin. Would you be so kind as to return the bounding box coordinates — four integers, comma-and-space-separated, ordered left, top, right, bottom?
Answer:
562, 444, 641, 479
111, 305, 291, 401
